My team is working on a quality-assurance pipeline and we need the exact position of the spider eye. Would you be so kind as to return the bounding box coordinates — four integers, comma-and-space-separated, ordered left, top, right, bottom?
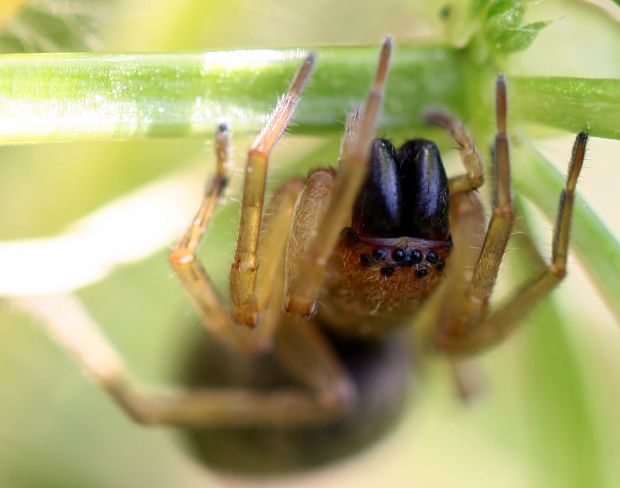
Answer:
397, 139, 450, 240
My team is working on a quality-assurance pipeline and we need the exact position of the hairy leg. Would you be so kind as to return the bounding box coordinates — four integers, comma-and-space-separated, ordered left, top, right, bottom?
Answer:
443, 132, 588, 353
285, 37, 393, 317
436, 87, 588, 355
461, 76, 515, 327
424, 108, 484, 195
169, 124, 254, 352
284, 168, 336, 315
230, 54, 315, 326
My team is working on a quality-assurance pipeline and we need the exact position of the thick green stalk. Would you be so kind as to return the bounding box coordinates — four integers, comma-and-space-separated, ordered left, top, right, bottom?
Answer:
1, 50, 618, 143
512, 77, 620, 140
0, 46, 465, 144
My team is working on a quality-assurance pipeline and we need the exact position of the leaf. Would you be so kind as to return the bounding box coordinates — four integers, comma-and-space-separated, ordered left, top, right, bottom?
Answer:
512, 197, 606, 487
481, 1, 551, 54
470, 0, 493, 17
491, 20, 550, 53
521, 292, 605, 487
484, 0, 525, 42
0, 0, 109, 53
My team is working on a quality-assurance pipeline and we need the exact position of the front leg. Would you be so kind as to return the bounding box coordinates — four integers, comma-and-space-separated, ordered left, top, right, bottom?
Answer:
431, 75, 513, 348
437, 131, 588, 354
229, 53, 315, 327
435, 82, 588, 354
285, 37, 393, 316
168, 124, 253, 352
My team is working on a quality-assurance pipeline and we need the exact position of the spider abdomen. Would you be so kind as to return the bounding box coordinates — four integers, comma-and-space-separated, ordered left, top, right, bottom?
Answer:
183, 325, 412, 474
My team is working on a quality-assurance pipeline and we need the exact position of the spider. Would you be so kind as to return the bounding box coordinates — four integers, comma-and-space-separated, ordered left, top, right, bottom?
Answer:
16, 37, 589, 473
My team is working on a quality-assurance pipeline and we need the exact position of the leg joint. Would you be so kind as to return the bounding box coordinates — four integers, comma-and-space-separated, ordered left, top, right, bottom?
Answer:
248, 147, 269, 163
169, 248, 194, 266
550, 263, 567, 279
494, 203, 515, 220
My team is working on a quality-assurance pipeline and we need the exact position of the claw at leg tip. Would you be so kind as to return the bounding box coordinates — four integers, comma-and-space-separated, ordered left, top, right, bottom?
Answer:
496, 75, 507, 96
291, 52, 317, 92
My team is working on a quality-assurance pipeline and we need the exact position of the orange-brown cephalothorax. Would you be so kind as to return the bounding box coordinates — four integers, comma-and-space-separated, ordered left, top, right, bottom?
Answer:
318, 137, 452, 338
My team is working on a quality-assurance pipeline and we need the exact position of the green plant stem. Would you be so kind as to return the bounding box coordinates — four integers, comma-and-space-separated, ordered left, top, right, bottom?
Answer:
0, 46, 466, 144
1, 50, 618, 143
1, 49, 618, 142
512, 77, 620, 140
513, 196, 604, 488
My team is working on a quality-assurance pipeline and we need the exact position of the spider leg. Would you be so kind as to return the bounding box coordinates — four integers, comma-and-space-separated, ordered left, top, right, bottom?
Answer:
409, 190, 487, 397
273, 316, 356, 418
454, 132, 588, 351
434, 79, 588, 354
251, 177, 305, 348
449, 359, 485, 402
421, 76, 513, 346
284, 167, 336, 316
230, 54, 315, 327
169, 125, 256, 352
462, 75, 515, 327
424, 108, 484, 195
285, 37, 392, 317
14, 293, 353, 427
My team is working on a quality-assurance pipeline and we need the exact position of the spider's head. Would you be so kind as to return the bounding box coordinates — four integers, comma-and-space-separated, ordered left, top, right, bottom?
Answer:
342, 137, 452, 281
320, 138, 452, 335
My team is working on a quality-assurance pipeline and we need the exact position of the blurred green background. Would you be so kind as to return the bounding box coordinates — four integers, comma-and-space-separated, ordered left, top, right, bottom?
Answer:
0, 0, 619, 487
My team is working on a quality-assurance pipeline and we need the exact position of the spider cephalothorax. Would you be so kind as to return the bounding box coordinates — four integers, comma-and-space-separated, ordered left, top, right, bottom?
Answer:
319, 230, 452, 337
318, 136, 453, 337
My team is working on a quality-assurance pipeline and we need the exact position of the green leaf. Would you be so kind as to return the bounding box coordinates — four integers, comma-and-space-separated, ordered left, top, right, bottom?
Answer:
470, 0, 493, 17
522, 294, 604, 487
512, 197, 605, 487
491, 20, 550, 53
485, 0, 525, 41
0, 0, 109, 53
